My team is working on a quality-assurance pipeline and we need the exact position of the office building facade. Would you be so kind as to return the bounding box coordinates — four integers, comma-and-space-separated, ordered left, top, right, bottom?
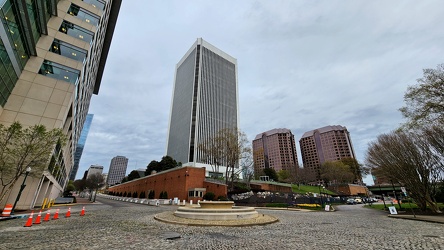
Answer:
0, 0, 121, 210
299, 125, 356, 182
107, 155, 128, 186
253, 128, 299, 178
166, 38, 239, 176
85, 164, 103, 179
70, 113, 93, 180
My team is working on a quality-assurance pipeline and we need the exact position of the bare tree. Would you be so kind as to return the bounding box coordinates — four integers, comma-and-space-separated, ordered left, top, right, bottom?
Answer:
366, 130, 443, 213
400, 63, 444, 128
239, 144, 254, 188
198, 133, 225, 175
86, 173, 105, 202
292, 167, 316, 189
198, 128, 249, 191
0, 122, 66, 204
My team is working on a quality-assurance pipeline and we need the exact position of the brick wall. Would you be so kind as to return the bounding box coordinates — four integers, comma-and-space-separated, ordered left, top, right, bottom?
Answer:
108, 166, 227, 203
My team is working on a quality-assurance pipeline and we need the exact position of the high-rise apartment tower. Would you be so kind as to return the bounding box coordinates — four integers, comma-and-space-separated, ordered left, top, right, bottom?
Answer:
0, 0, 121, 210
166, 38, 239, 176
107, 156, 128, 186
299, 125, 356, 181
253, 128, 299, 178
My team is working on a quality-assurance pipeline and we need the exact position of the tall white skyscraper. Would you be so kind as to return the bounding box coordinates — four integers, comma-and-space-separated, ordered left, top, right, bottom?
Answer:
107, 156, 128, 186
166, 38, 239, 175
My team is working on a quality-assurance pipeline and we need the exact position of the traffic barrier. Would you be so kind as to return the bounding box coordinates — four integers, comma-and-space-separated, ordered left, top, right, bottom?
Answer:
41, 198, 48, 209
34, 211, 42, 224
24, 211, 34, 227
1, 204, 13, 217
65, 207, 71, 218
53, 209, 59, 220
43, 210, 51, 222
80, 206, 85, 216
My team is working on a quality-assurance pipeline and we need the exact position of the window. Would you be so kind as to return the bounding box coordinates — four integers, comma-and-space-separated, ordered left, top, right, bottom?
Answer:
59, 20, 94, 43
188, 188, 205, 197
39, 60, 80, 84
83, 0, 105, 10
67, 4, 100, 26
50, 39, 87, 62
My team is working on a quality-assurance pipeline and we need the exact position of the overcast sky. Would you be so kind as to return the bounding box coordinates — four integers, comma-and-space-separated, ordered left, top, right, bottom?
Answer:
77, 0, 444, 185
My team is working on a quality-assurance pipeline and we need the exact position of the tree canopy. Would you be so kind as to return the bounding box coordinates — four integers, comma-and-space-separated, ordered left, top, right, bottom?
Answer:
263, 167, 278, 182
320, 161, 355, 187
145, 156, 180, 176
127, 170, 141, 181
0, 122, 66, 204
400, 63, 444, 128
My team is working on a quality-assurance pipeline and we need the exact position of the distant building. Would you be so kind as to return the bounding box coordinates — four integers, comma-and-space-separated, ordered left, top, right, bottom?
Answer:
299, 125, 356, 182
252, 128, 298, 178
135, 168, 146, 178
107, 156, 129, 186
70, 114, 94, 181
86, 165, 103, 179
166, 38, 239, 177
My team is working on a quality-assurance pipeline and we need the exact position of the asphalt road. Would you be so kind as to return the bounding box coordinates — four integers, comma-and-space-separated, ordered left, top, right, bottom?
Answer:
0, 197, 443, 249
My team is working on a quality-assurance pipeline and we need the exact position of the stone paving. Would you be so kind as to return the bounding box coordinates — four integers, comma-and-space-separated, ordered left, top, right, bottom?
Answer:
0, 200, 443, 250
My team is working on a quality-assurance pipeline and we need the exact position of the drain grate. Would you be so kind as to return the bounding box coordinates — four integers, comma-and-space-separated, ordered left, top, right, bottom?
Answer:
423, 235, 439, 238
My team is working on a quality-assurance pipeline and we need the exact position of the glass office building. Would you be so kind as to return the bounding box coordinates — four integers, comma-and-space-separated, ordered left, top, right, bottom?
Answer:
70, 113, 93, 181
0, 0, 121, 210
166, 38, 239, 175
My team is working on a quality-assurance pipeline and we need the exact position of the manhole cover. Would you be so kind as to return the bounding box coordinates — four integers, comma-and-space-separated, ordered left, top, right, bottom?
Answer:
162, 232, 181, 240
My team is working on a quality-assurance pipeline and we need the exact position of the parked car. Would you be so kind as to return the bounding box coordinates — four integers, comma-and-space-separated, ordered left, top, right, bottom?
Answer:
346, 198, 356, 205
354, 198, 363, 204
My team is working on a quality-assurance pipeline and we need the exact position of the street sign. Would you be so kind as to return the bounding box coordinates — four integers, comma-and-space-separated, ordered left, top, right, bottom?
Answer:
401, 187, 407, 196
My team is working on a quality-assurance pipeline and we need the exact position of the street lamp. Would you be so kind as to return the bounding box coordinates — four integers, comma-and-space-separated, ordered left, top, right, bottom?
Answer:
11, 167, 31, 214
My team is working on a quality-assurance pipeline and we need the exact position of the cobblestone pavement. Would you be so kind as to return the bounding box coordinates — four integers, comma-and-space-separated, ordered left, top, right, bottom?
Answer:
0, 199, 443, 250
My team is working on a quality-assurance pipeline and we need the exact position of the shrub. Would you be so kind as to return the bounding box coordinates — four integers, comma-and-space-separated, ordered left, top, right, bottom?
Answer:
217, 195, 228, 201
148, 190, 155, 199
203, 192, 215, 201
265, 203, 288, 208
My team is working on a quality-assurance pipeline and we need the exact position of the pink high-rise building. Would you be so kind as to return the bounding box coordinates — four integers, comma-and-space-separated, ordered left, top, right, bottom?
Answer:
299, 125, 356, 181
253, 128, 299, 178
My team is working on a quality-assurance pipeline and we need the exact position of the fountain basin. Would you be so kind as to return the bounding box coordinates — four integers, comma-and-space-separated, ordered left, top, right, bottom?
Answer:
174, 201, 259, 221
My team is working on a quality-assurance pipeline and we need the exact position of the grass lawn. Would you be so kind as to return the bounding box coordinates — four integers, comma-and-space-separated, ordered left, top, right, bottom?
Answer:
291, 184, 337, 195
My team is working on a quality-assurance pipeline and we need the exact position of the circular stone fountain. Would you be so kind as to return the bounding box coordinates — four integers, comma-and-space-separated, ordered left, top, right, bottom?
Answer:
174, 201, 258, 220
154, 201, 279, 226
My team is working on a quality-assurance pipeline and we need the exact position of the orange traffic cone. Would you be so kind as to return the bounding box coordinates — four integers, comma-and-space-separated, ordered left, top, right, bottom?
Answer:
43, 210, 51, 222
34, 210, 42, 224
80, 206, 85, 216
53, 209, 59, 220
24, 211, 34, 227
65, 207, 71, 218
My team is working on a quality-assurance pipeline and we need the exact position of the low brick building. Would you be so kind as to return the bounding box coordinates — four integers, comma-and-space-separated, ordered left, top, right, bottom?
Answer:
108, 166, 227, 203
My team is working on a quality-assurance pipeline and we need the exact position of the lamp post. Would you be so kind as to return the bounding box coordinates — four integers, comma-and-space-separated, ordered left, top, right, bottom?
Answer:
318, 184, 324, 208
11, 167, 31, 214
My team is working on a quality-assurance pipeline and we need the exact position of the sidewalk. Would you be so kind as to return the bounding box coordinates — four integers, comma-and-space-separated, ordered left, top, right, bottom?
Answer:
0, 196, 98, 221
388, 214, 444, 224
